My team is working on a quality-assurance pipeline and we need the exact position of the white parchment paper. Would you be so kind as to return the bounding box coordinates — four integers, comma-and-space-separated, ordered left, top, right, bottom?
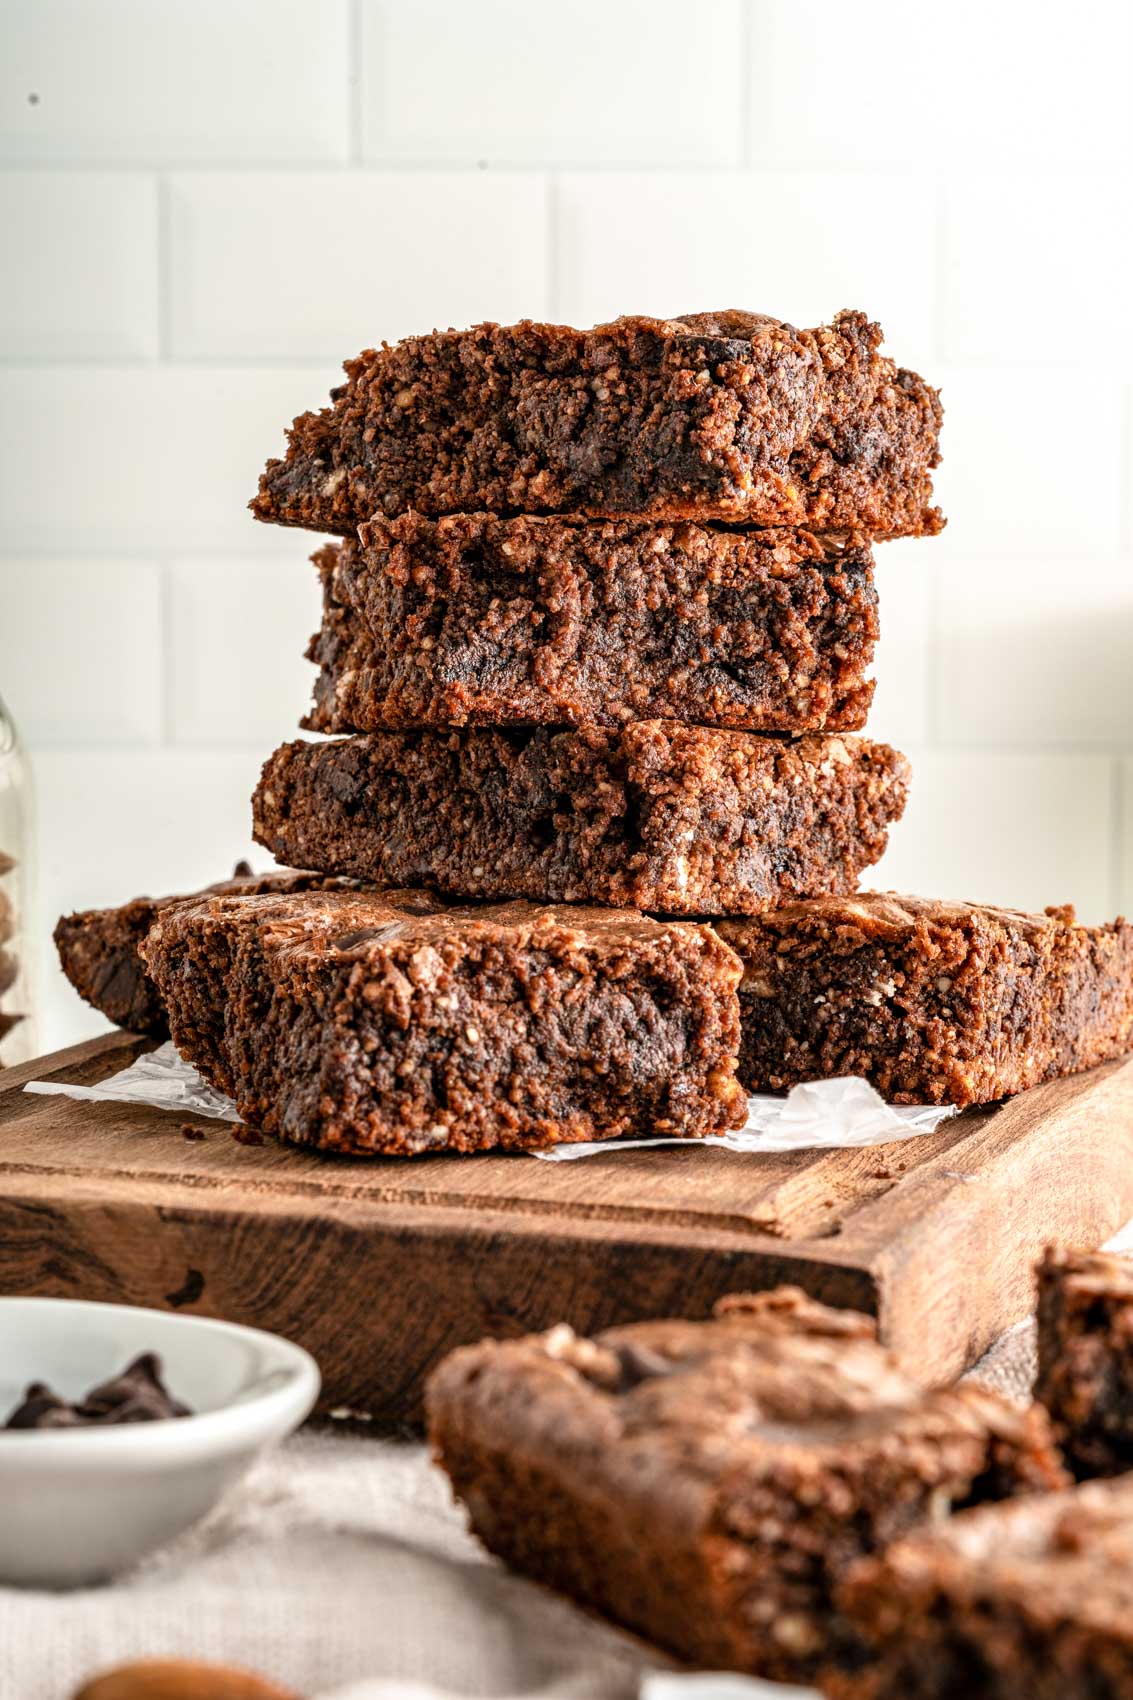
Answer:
25, 1044, 957, 1156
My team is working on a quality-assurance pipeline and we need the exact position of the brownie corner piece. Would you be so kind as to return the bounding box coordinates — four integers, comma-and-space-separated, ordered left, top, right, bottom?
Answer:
426, 1288, 1064, 1685
140, 888, 747, 1155
835, 1477, 1133, 1700
54, 899, 173, 1037
53, 867, 352, 1037
252, 726, 909, 917
252, 308, 942, 538
719, 893, 1133, 1106
1035, 1244, 1133, 1479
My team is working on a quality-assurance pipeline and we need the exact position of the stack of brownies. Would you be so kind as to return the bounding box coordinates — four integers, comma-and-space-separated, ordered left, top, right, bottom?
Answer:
56, 306, 1133, 1153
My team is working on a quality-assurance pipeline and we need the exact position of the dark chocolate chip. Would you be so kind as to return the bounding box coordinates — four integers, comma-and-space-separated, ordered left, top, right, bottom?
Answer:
3, 1352, 192, 1429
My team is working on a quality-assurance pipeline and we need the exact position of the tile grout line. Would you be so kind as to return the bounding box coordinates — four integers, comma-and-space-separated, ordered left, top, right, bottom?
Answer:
157, 559, 175, 747
1111, 756, 1125, 917
348, 0, 364, 164
738, 0, 753, 165
156, 172, 172, 361
544, 172, 559, 321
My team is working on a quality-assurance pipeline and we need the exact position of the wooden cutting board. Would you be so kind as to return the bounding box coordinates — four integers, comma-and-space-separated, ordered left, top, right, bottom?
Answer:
3, 1032, 1133, 1421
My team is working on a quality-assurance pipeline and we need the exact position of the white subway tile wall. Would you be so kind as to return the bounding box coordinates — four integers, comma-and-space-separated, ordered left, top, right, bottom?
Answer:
167, 172, 550, 358
0, 173, 159, 359
0, 0, 1130, 1051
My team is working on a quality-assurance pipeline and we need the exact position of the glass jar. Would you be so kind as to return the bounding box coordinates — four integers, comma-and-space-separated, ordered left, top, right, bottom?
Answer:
0, 693, 37, 1067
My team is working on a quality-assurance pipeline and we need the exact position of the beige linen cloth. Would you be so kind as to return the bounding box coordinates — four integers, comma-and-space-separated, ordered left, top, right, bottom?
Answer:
0, 1328, 1035, 1700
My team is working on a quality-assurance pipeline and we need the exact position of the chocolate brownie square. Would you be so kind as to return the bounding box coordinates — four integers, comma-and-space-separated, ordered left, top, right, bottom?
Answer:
253, 728, 909, 918
306, 518, 878, 734
140, 886, 746, 1155
1035, 1246, 1133, 1479
836, 1477, 1133, 1700
252, 310, 943, 538
718, 893, 1133, 1106
428, 1289, 1065, 1684
54, 866, 354, 1037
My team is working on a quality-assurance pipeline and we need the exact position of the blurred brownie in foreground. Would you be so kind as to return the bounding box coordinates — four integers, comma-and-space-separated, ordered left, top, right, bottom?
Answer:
718, 894, 1133, 1107
252, 310, 943, 538
306, 518, 879, 735
427, 1289, 1065, 1685
140, 887, 746, 1155
1036, 1246, 1133, 1479
253, 728, 909, 918
834, 1477, 1133, 1700
54, 865, 354, 1037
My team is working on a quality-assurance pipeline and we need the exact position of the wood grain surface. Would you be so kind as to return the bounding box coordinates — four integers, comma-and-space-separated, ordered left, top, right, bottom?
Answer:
3, 1033, 1133, 1419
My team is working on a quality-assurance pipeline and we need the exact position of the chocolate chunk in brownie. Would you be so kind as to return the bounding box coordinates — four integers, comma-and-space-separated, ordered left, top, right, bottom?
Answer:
835, 1477, 1133, 1700
427, 1288, 1066, 1685
139, 886, 747, 1155
252, 309, 943, 538
252, 728, 909, 918
305, 517, 878, 735
54, 866, 356, 1037
1035, 1246, 1133, 1480
718, 893, 1133, 1107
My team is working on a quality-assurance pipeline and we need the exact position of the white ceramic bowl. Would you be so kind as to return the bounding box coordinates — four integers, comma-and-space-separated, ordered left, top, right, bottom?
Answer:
0, 1297, 320, 1588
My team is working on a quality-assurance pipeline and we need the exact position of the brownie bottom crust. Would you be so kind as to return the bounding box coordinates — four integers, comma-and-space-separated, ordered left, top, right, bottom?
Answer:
306, 516, 879, 734
252, 725, 909, 918
139, 886, 746, 1156
53, 865, 355, 1037
719, 893, 1133, 1106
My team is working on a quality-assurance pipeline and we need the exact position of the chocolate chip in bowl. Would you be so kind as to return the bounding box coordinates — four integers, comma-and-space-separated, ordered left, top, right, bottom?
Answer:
4, 1351, 192, 1430
0, 1297, 319, 1588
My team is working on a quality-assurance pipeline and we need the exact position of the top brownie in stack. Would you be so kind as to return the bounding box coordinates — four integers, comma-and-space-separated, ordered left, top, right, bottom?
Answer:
253, 309, 942, 537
